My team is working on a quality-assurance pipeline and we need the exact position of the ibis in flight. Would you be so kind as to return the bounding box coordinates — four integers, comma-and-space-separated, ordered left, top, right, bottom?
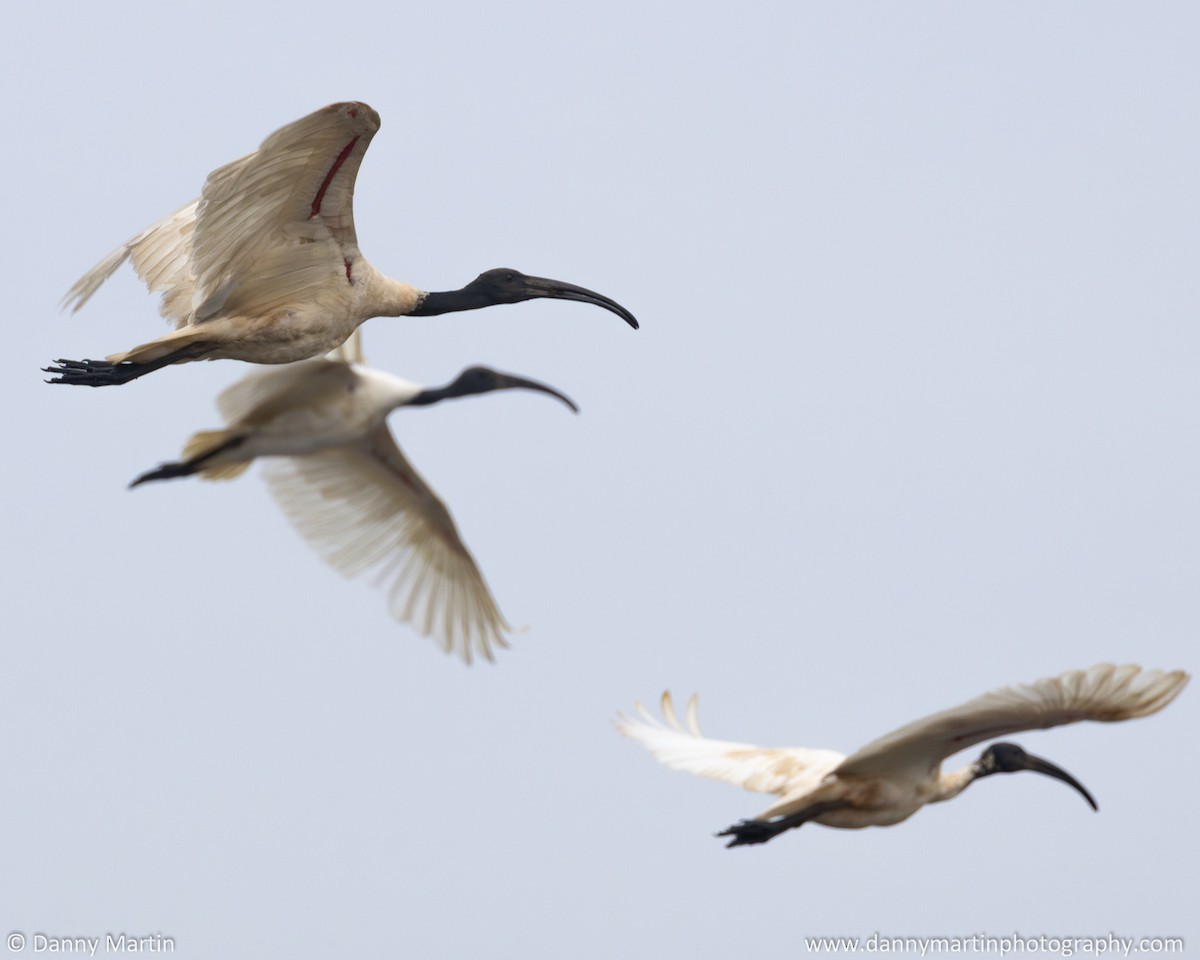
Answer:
130, 356, 579, 664
616, 663, 1188, 846
47, 101, 637, 386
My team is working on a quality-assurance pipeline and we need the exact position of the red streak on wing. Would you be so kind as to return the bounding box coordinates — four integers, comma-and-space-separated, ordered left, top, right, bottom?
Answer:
309, 136, 360, 219
344, 259, 353, 282
371, 446, 419, 492
397, 471, 417, 492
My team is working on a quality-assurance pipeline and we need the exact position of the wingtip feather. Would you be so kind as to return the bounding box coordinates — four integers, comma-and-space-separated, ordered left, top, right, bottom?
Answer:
661, 691, 682, 732
686, 693, 702, 736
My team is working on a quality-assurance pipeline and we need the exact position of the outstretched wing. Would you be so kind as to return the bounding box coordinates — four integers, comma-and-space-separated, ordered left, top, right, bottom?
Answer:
63, 102, 381, 326
190, 101, 380, 321
836, 664, 1189, 781
616, 692, 845, 797
62, 200, 199, 325
262, 425, 510, 665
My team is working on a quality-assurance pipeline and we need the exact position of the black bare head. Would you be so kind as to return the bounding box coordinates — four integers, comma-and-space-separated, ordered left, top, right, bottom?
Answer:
410, 268, 638, 329
976, 742, 1098, 811
408, 365, 579, 413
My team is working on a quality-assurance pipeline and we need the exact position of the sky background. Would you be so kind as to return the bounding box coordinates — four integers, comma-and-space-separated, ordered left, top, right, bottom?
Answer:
2, 3, 1197, 957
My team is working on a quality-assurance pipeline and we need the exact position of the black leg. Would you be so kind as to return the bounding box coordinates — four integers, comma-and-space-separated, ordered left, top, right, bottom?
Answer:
129, 434, 244, 488
44, 357, 166, 387
44, 344, 212, 387
717, 818, 795, 847
716, 801, 850, 848
128, 460, 199, 488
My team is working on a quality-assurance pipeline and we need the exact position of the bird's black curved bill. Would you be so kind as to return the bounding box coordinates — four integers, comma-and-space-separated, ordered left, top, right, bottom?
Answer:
522, 276, 639, 330
1021, 753, 1099, 811
492, 372, 579, 413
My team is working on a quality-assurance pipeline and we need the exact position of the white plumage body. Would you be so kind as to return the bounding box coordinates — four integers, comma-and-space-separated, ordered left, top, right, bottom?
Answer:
206, 361, 421, 464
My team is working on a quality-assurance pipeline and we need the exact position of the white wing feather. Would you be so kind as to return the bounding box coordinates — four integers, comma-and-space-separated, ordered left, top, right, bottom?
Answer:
62, 102, 380, 327
189, 101, 378, 321
213, 358, 351, 425
616, 692, 845, 797
837, 663, 1190, 780
62, 200, 199, 324
324, 328, 365, 364
262, 426, 509, 665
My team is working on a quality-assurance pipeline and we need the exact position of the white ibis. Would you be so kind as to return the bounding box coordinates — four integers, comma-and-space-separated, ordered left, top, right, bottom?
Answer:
47, 101, 637, 386
616, 664, 1188, 846
131, 357, 578, 664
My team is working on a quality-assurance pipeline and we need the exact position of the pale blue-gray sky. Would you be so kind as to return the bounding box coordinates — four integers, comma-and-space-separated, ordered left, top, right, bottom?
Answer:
3, 3, 1196, 956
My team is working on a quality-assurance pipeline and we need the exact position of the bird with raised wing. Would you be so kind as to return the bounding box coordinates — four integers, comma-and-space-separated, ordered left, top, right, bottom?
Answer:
48, 101, 637, 386
617, 664, 1188, 847
131, 358, 578, 664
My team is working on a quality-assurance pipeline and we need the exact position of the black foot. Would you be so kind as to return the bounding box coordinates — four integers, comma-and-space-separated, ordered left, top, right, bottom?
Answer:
44, 358, 143, 387
716, 818, 789, 848
129, 461, 196, 488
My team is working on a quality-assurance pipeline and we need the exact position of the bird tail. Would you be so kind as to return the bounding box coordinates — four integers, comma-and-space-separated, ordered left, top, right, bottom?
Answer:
107, 325, 210, 365
182, 430, 251, 481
